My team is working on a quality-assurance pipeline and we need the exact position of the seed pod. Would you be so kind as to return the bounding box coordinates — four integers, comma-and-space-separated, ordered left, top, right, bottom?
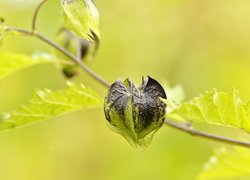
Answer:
61, 0, 100, 42
55, 28, 100, 78
104, 76, 167, 148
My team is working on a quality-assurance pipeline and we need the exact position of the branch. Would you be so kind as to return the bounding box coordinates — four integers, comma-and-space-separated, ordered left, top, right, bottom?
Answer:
5, 27, 110, 88
32, 0, 48, 32
164, 119, 250, 148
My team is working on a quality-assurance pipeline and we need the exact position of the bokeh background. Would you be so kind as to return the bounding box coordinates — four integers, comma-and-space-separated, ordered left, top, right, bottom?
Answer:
0, 0, 250, 179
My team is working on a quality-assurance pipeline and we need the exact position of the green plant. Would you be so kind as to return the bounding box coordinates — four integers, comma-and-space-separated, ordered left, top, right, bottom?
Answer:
0, 1, 250, 179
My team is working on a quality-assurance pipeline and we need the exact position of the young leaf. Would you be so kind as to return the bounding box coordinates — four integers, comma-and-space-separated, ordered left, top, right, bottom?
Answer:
61, 0, 100, 42
0, 83, 102, 131
198, 147, 250, 180
162, 82, 186, 116
166, 89, 250, 132
0, 52, 53, 80
162, 81, 186, 105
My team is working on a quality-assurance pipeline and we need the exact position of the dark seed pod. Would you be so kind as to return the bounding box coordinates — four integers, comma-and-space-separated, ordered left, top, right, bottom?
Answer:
55, 28, 99, 78
104, 76, 167, 148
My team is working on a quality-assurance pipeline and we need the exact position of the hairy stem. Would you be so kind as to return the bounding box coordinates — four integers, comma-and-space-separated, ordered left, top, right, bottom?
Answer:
164, 119, 250, 148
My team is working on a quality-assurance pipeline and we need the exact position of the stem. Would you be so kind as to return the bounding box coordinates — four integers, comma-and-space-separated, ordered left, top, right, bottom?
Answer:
6, 27, 110, 88
76, 38, 82, 60
164, 119, 250, 148
32, 0, 48, 32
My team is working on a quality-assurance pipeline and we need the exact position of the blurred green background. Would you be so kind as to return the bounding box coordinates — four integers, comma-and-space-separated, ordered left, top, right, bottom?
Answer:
0, 0, 250, 179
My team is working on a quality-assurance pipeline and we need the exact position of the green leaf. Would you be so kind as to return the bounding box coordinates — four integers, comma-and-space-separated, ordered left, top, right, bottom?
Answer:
166, 89, 250, 132
61, 0, 100, 42
0, 52, 54, 81
197, 147, 250, 180
162, 81, 186, 105
0, 83, 102, 131
162, 82, 186, 117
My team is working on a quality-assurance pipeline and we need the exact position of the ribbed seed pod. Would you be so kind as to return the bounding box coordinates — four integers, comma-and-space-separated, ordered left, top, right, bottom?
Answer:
104, 76, 167, 148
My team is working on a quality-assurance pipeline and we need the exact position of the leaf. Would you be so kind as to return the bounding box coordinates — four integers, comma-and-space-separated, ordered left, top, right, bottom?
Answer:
162, 82, 186, 117
61, 0, 100, 42
0, 82, 102, 131
197, 147, 250, 180
166, 89, 250, 132
104, 76, 167, 148
0, 52, 54, 81
162, 81, 186, 105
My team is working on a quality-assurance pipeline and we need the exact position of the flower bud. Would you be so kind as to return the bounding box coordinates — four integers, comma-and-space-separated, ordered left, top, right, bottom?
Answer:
104, 76, 167, 148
